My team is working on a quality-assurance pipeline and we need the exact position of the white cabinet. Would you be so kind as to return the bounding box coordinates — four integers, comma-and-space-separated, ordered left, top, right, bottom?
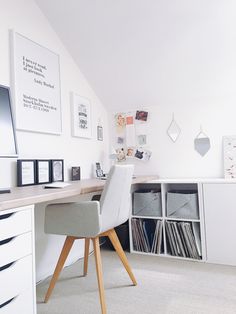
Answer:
203, 183, 236, 266
0, 205, 36, 314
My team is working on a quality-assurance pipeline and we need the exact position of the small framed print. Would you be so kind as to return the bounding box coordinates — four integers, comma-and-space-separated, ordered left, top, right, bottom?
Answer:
17, 159, 36, 186
51, 159, 64, 182
71, 93, 92, 139
97, 126, 103, 141
36, 160, 51, 184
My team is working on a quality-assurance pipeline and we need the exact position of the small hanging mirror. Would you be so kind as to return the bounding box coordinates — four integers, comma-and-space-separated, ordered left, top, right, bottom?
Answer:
194, 126, 211, 156
167, 113, 181, 142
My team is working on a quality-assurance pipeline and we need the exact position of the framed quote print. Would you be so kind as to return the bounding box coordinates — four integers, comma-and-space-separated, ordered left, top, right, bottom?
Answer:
11, 31, 62, 134
71, 93, 92, 139
36, 160, 51, 184
51, 159, 64, 182
17, 159, 36, 186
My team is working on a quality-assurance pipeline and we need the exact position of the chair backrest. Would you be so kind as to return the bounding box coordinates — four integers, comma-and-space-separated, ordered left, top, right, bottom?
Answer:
99, 164, 134, 232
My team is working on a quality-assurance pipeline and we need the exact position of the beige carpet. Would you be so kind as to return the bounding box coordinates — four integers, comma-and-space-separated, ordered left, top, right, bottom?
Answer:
37, 249, 236, 314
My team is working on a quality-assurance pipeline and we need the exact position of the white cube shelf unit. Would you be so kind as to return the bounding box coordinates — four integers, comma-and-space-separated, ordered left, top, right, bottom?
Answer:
129, 180, 206, 262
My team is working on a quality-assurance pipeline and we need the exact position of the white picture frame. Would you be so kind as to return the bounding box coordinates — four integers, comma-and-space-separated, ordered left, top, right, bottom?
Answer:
10, 31, 62, 135
223, 136, 236, 178
71, 92, 92, 139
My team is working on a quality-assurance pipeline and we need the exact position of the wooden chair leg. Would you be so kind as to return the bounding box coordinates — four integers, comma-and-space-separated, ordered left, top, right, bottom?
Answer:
44, 236, 75, 303
107, 229, 137, 286
92, 237, 107, 314
83, 238, 90, 276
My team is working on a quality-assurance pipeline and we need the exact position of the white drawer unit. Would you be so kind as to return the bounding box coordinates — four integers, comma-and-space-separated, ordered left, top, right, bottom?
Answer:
0, 255, 33, 305
0, 287, 34, 314
0, 205, 36, 314
0, 232, 32, 268
0, 206, 32, 242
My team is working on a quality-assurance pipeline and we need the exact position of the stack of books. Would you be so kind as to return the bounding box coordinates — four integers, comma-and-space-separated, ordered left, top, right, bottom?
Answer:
165, 221, 201, 259
131, 218, 163, 254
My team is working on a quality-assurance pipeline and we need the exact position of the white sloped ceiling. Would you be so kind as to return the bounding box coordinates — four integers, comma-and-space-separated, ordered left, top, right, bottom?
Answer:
35, 0, 236, 112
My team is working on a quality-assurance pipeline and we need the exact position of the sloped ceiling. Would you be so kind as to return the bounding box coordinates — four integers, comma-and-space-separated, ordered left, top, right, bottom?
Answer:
35, 0, 235, 111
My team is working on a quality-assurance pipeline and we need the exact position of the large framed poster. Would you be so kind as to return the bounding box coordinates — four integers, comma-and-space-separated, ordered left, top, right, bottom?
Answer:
11, 31, 62, 134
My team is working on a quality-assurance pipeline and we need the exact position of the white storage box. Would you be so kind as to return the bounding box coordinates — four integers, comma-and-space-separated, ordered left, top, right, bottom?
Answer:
167, 191, 199, 219
133, 190, 162, 217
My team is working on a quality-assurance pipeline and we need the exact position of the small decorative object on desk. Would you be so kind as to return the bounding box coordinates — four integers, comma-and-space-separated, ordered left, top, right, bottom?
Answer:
51, 159, 64, 182
71, 166, 80, 181
36, 160, 51, 184
17, 159, 36, 186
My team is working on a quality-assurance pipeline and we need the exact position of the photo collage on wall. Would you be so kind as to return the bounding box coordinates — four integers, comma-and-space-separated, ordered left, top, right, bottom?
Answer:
114, 110, 152, 162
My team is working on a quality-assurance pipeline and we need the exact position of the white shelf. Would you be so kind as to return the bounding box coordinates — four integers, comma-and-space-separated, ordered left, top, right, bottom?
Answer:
164, 217, 200, 222
131, 250, 164, 257
163, 254, 203, 262
131, 215, 163, 220
131, 250, 204, 262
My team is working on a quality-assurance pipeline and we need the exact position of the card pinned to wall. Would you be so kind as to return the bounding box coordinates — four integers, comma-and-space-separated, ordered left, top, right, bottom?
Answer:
117, 137, 124, 144
115, 113, 126, 134
136, 123, 148, 136
135, 110, 148, 122
126, 115, 134, 125
127, 147, 135, 157
138, 134, 147, 145
116, 148, 126, 162
126, 124, 136, 147
134, 148, 152, 161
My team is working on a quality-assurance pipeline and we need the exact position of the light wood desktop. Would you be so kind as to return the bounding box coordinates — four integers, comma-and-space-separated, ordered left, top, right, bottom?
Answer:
0, 175, 156, 212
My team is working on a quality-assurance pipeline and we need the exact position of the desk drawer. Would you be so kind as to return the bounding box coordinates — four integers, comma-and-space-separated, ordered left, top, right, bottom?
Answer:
0, 255, 33, 305
0, 232, 32, 268
0, 287, 34, 314
0, 208, 32, 242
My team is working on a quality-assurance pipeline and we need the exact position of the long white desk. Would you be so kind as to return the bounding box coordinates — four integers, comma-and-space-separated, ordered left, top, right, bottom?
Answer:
0, 176, 156, 314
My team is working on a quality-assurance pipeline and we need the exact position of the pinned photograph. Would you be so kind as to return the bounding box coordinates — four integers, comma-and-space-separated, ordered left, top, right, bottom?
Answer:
142, 149, 152, 161
135, 148, 152, 161
117, 137, 124, 144
127, 147, 134, 157
116, 148, 126, 162
126, 116, 134, 125
138, 134, 147, 145
115, 113, 126, 133
135, 110, 148, 122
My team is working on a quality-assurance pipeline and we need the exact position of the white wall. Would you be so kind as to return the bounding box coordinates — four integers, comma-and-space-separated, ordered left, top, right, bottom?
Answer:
110, 102, 236, 178
0, 0, 109, 282
108, 0, 236, 179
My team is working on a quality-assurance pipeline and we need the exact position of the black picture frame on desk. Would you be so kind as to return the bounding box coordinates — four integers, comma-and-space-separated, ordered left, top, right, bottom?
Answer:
51, 159, 64, 182
17, 159, 36, 187
36, 160, 51, 184
71, 166, 80, 181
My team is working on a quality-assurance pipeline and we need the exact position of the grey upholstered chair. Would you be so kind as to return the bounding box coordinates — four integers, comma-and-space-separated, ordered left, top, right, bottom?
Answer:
44, 165, 137, 314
